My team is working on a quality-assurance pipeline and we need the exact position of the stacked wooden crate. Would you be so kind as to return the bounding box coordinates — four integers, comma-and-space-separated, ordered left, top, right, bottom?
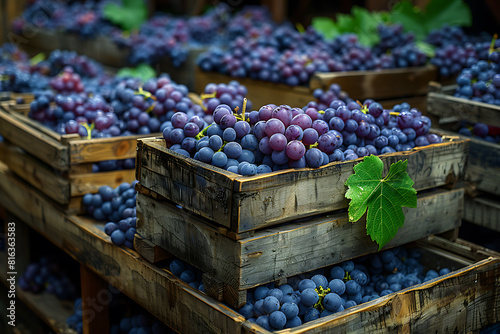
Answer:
427, 83, 500, 234
0, 103, 150, 212
195, 65, 437, 112
134, 131, 468, 310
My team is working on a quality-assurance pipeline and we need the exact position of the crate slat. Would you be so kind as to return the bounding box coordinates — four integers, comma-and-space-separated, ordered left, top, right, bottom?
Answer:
464, 195, 500, 233
310, 65, 437, 100
137, 135, 468, 233
467, 137, 500, 196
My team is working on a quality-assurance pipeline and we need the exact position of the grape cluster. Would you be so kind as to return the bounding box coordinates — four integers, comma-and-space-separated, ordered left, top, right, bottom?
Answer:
18, 256, 78, 300
82, 182, 138, 249
454, 59, 500, 105
457, 121, 500, 144
200, 81, 253, 124
164, 92, 441, 176
239, 246, 451, 330
49, 66, 85, 93
168, 258, 205, 293
66, 298, 84, 334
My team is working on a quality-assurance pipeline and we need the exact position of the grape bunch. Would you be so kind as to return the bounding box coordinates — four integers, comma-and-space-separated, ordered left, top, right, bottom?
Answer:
82, 182, 138, 249
49, 66, 85, 93
163, 93, 441, 176
454, 59, 500, 105
18, 256, 78, 300
238, 246, 451, 330
168, 258, 205, 293
457, 121, 500, 144
92, 158, 136, 172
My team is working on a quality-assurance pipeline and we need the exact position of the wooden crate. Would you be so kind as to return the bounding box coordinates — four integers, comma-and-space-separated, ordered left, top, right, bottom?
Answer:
427, 82, 500, 127
426, 84, 500, 232
195, 65, 437, 110
0, 105, 147, 211
136, 185, 464, 308
136, 134, 468, 233
240, 237, 500, 333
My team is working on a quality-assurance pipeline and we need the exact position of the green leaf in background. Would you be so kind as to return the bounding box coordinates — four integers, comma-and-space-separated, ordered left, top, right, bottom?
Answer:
117, 64, 156, 83
311, 17, 338, 40
391, 0, 428, 40
103, 0, 147, 31
345, 155, 417, 250
391, 0, 472, 40
424, 0, 472, 31
351, 6, 384, 47
415, 40, 435, 57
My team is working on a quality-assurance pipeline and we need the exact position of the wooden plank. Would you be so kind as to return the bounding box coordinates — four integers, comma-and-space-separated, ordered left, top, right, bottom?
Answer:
137, 188, 463, 307
310, 65, 437, 101
133, 234, 172, 263
0, 109, 69, 170
137, 135, 468, 233
243, 256, 500, 333
0, 162, 246, 334
0, 141, 70, 204
466, 137, 500, 196
194, 68, 314, 109
464, 195, 500, 233
427, 90, 500, 127
80, 264, 110, 334
69, 169, 136, 197
68, 134, 157, 165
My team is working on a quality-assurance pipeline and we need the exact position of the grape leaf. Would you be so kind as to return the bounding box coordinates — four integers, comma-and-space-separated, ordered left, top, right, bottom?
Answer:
311, 17, 339, 40
117, 64, 156, 82
345, 155, 417, 250
103, 0, 147, 31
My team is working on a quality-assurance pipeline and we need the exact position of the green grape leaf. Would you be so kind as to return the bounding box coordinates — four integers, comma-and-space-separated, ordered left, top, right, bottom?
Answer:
424, 0, 472, 31
311, 17, 339, 40
345, 155, 417, 250
117, 64, 156, 82
415, 40, 435, 57
391, 0, 428, 40
391, 0, 472, 40
103, 0, 147, 31
30, 53, 45, 66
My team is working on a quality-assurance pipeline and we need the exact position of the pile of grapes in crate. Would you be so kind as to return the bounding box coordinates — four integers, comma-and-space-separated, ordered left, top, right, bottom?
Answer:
238, 245, 452, 330
163, 90, 441, 175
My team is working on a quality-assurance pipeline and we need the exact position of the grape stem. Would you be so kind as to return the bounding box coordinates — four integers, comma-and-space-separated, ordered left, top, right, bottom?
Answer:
82, 123, 95, 140
489, 33, 498, 55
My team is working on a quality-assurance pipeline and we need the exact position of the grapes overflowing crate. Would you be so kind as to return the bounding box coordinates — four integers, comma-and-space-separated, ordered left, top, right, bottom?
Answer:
0, 105, 144, 211
136, 134, 467, 233
427, 83, 500, 232
195, 65, 437, 113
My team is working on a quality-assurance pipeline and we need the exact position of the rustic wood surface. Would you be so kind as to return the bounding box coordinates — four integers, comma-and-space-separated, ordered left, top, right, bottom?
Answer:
310, 65, 437, 101
0, 162, 246, 334
137, 135, 468, 233
464, 195, 500, 233
80, 264, 110, 334
427, 86, 500, 127
194, 68, 314, 109
137, 188, 463, 308
466, 137, 500, 196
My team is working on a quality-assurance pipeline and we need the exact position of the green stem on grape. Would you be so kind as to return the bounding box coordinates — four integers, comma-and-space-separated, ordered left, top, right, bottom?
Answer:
145, 102, 156, 114
0, 75, 8, 81
489, 33, 498, 56
82, 123, 95, 140
295, 22, 305, 34
389, 112, 400, 116
195, 123, 212, 140
313, 286, 331, 312
309, 143, 319, 149
200, 92, 217, 100
318, 110, 325, 114
134, 86, 156, 100
242, 98, 247, 121
217, 142, 227, 153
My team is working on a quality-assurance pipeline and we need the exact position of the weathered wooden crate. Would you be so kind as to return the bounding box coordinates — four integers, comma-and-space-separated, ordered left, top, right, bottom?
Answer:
136, 134, 468, 233
239, 237, 500, 333
136, 184, 464, 308
427, 83, 500, 232
0, 100, 31, 116
427, 82, 500, 127
0, 105, 146, 211
195, 65, 437, 111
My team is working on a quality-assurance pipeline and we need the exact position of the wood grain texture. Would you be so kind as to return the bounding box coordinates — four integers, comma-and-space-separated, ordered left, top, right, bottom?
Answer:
133, 234, 172, 263
137, 136, 468, 233
0, 163, 246, 334
0, 141, 70, 204
0, 108, 69, 170
81, 264, 110, 334
137, 188, 463, 308
194, 68, 314, 109
69, 169, 136, 196
464, 195, 500, 233
310, 65, 437, 100
466, 137, 500, 196
427, 88, 500, 127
